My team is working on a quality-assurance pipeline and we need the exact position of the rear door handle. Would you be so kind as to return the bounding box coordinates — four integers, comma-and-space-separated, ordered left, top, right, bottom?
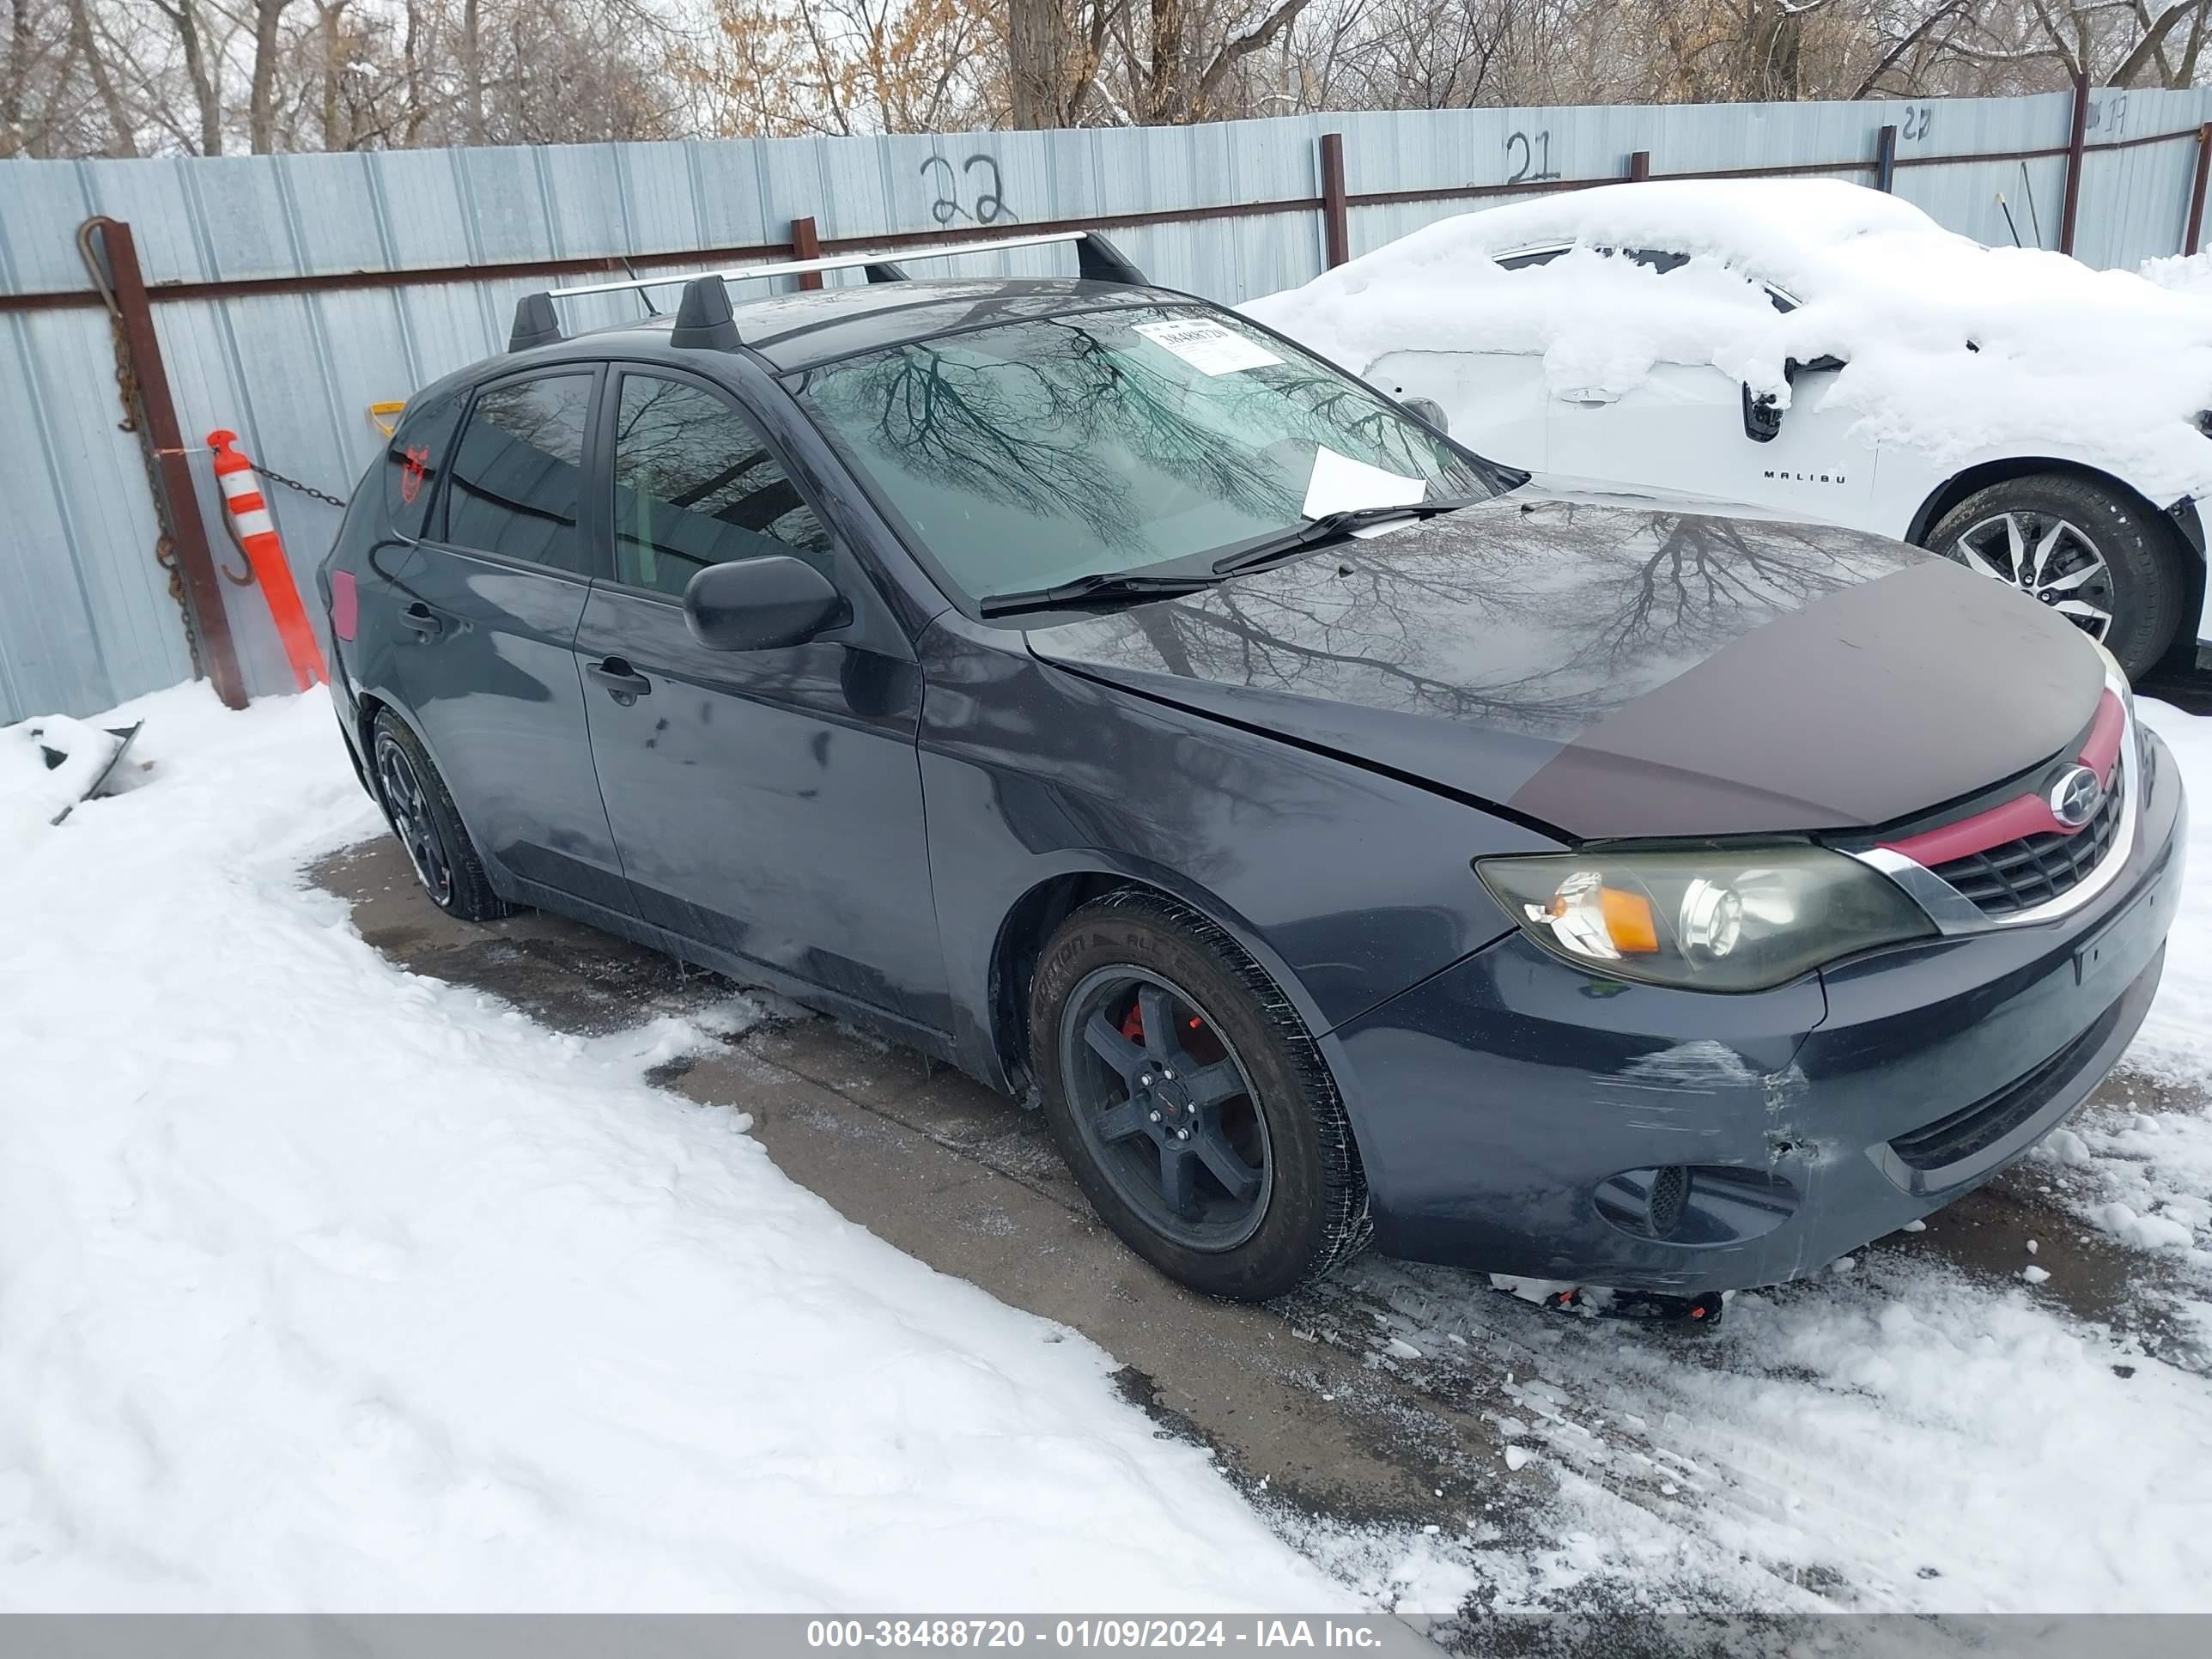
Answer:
587, 657, 652, 702
401, 602, 443, 636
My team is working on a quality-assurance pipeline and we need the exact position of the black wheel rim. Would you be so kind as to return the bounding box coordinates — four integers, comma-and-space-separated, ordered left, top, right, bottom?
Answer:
1060, 966, 1272, 1252
374, 737, 454, 908
1947, 511, 2115, 641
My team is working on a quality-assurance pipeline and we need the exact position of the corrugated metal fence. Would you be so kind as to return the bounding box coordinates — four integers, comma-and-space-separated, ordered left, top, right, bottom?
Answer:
7, 83, 2212, 722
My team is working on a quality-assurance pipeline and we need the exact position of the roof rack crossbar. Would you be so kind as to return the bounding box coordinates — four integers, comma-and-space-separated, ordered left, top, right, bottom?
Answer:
508, 228, 1150, 353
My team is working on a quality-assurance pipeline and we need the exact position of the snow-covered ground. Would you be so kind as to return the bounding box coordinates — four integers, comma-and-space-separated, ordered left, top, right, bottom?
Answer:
0, 685, 1346, 1612
6, 680, 2212, 1617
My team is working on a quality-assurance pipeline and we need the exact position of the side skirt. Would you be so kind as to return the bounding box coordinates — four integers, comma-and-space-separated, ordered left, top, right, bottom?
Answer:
495, 872, 971, 1074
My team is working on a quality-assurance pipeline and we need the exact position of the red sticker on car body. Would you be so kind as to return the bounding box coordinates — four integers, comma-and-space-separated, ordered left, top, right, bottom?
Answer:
329, 569, 359, 641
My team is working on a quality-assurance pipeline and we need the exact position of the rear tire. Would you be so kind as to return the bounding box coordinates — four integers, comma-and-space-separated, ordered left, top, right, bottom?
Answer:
1030, 889, 1370, 1300
370, 712, 514, 922
1925, 474, 2186, 679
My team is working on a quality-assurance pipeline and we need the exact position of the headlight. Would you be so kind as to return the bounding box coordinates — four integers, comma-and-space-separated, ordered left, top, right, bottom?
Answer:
1475, 847, 1936, 992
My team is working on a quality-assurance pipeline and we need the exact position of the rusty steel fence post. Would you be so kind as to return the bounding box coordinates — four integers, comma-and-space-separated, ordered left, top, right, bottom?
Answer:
2059, 71, 2090, 256
2187, 124, 2212, 256
1319, 132, 1351, 268
1626, 150, 1651, 182
1875, 125, 1898, 192
87, 216, 248, 711
791, 216, 824, 290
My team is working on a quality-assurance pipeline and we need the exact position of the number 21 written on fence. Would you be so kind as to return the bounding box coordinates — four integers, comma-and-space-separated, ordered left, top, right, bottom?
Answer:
1505, 131, 1560, 185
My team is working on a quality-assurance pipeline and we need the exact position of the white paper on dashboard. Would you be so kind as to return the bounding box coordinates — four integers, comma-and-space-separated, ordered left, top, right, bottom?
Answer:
1302, 447, 1428, 518
1132, 319, 1283, 375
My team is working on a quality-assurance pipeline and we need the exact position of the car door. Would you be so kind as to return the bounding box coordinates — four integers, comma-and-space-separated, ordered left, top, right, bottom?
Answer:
386, 367, 630, 916
576, 366, 945, 1030
1538, 250, 1878, 525
1356, 246, 1567, 473
1364, 349, 1550, 472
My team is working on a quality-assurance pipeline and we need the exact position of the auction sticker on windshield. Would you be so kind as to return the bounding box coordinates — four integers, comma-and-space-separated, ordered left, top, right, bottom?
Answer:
1133, 319, 1283, 375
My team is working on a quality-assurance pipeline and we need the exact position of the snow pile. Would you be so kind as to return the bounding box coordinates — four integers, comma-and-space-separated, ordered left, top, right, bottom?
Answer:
0, 684, 1345, 1612
2142, 250, 2212, 295
1248, 179, 2212, 503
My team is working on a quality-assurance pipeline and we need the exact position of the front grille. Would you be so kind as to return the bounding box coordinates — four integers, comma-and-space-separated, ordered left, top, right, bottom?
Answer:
1887, 989, 2130, 1173
1929, 763, 2126, 918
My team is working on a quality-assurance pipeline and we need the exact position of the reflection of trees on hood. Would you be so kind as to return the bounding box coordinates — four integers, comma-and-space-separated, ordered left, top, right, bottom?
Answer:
1073, 504, 1900, 740
1106, 509, 1615, 733
1582, 509, 1884, 665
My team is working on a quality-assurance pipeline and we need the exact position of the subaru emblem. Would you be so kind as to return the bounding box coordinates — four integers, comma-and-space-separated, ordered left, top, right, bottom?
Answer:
2049, 764, 2104, 830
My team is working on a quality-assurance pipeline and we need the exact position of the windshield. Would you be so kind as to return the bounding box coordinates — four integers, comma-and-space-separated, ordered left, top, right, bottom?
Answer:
787, 305, 1506, 605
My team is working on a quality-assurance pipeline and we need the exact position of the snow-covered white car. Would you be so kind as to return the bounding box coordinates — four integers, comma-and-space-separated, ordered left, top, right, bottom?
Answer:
1246, 179, 2212, 679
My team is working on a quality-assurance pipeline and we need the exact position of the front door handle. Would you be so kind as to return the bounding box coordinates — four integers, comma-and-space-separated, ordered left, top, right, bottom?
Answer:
401, 602, 443, 636
587, 657, 652, 702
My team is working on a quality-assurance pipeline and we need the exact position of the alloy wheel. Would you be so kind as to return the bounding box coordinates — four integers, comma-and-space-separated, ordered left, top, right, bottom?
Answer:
1059, 966, 1273, 1252
375, 738, 454, 907
1948, 511, 2114, 641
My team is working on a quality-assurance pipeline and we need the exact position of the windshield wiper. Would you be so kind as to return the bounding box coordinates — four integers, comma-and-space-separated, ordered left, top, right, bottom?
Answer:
978, 570, 1218, 618
1210, 495, 1486, 575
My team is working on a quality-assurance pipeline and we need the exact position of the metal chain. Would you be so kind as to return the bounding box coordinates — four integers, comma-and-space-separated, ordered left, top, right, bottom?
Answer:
252, 463, 351, 510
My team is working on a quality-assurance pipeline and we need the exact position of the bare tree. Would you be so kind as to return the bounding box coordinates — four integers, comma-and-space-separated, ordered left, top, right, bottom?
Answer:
11, 0, 2212, 158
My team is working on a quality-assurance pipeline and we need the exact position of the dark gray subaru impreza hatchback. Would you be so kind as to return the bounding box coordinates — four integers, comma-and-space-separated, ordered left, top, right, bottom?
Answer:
320, 230, 2185, 1313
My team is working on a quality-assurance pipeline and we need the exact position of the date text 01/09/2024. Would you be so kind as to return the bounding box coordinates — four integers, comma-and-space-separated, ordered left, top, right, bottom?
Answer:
805, 1620, 1394, 1650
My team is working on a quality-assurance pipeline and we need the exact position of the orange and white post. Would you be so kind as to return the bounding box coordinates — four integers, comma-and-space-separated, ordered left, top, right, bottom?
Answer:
207, 428, 327, 692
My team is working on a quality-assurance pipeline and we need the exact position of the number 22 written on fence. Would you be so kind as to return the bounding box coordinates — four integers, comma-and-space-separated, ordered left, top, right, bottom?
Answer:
921, 155, 1018, 227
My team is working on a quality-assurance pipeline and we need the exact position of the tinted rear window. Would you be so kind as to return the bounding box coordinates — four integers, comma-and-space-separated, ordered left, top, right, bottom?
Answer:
443, 373, 597, 575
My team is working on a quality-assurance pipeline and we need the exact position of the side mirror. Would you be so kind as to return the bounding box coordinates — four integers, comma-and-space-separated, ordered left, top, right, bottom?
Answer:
684, 555, 847, 652
1741, 382, 1783, 443
1741, 356, 1844, 443
1401, 395, 1450, 434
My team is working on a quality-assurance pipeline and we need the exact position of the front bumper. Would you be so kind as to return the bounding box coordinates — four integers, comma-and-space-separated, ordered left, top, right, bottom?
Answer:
1324, 729, 2186, 1293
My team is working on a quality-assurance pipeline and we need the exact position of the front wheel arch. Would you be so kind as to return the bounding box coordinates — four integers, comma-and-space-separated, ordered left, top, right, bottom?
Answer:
1912, 460, 2198, 677
984, 865, 1343, 1103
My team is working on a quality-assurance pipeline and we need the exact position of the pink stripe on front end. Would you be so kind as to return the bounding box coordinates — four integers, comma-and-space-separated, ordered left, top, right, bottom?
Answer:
2079, 690, 2125, 784
1880, 689, 2121, 866
329, 569, 359, 641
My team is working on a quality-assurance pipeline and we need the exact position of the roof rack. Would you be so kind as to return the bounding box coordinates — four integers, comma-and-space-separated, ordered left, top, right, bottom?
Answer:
507, 228, 1151, 353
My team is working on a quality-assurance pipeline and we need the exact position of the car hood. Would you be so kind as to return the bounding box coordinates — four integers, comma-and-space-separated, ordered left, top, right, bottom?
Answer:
1023, 495, 2106, 840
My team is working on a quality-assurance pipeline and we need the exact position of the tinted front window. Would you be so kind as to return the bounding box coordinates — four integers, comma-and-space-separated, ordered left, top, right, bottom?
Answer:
383, 385, 465, 538
443, 374, 595, 574
790, 306, 1497, 603
611, 375, 832, 598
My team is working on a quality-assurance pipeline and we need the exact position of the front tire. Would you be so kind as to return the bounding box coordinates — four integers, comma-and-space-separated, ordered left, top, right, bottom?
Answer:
370, 712, 514, 922
1030, 890, 1370, 1300
1926, 474, 2187, 679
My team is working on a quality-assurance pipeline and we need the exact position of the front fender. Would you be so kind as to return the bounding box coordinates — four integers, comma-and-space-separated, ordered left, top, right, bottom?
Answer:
917, 617, 1553, 1088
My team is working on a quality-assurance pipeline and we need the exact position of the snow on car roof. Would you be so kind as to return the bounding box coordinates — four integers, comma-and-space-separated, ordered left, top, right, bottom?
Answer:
1395, 178, 1942, 274
1245, 179, 2212, 507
